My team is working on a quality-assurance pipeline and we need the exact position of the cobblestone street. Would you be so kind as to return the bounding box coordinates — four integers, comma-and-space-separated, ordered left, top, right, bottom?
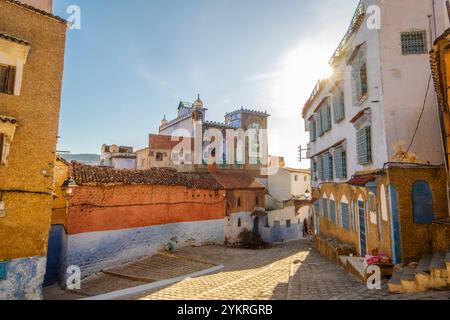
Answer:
128, 239, 450, 300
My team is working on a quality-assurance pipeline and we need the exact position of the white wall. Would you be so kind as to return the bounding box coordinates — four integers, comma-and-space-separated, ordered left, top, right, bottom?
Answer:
112, 158, 136, 170
268, 169, 292, 201
380, 0, 446, 165
305, 0, 448, 188
224, 212, 254, 244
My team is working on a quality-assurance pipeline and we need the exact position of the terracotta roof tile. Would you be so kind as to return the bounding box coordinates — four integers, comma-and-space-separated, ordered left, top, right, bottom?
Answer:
149, 134, 193, 150
347, 173, 376, 186
0, 115, 18, 124
70, 162, 223, 190
0, 32, 31, 46
211, 171, 265, 190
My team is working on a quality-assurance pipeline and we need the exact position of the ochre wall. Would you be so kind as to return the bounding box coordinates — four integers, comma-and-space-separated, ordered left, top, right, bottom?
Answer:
313, 183, 362, 253
313, 167, 449, 263
0, 1, 66, 260
51, 159, 70, 230
387, 167, 449, 262
67, 184, 227, 235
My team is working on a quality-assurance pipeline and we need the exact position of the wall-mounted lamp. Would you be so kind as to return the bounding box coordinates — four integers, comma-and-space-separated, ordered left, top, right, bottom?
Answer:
304, 189, 311, 199
61, 176, 77, 199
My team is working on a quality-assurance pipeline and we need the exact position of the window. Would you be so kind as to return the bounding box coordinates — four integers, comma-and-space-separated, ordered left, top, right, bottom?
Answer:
0, 65, 15, 95
412, 181, 435, 224
341, 203, 350, 230
401, 31, 427, 55
351, 48, 368, 103
330, 200, 336, 223
333, 82, 345, 123
255, 196, 259, 206
334, 147, 347, 179
312, 159, 318, 182
322, 198, 329, 219
316, 113, 323, 137
294, 175, 299, 182
155, 152, 163, 161
304, 175, 308, 182
286, 219, 291, 228
318, 156, 324, 181
238, 218, 242, 228
320, 98, 332, 134
237, 197, 241, 207
309, 119, 317, 142
356, 126, 372, 165
322, 153, 333, 181
314, 201, 321, 217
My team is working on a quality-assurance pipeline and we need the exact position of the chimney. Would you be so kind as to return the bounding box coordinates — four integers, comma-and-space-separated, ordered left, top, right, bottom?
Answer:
22, 0, 53, 13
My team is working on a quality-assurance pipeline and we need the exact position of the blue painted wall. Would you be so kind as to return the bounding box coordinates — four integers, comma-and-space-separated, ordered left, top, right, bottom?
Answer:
63, 219, 225, 281
0, 256, 46, 300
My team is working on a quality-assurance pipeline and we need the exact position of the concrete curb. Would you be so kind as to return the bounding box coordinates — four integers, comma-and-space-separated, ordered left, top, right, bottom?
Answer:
80, 265, 224, 300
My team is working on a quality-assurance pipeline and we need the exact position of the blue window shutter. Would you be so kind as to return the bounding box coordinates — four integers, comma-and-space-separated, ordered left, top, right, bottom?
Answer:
357, 126, 372, 165
341, 203, 350, 230
328, 154, 333, 180
333, 84, 345, 122
330, 200, 336, 223
326, 104, 332, 130
317, 112, 323, 136
309, 120, 317, 142
412, 181, 435, 224
322, 155, 329, 181
334, 147, 347, 179
323, 198, 329, 219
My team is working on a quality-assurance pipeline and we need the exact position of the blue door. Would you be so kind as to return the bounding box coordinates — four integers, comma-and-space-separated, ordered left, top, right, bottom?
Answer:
358, 201, 367, 256
388, 185, 402, 264
44, 225, 65, 287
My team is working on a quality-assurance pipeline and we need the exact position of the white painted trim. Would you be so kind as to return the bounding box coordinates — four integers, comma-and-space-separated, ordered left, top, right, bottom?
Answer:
79, 265, 224, 300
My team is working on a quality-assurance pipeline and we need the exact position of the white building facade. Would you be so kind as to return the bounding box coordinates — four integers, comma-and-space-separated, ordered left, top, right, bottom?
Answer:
302, 0, 450, 263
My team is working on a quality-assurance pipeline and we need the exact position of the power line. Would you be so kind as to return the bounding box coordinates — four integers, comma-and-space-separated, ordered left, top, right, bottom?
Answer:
401, 73, 433, 162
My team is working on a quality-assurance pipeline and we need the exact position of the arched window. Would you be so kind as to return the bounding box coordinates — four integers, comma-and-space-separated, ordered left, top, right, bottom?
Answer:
412, 181, 435, 224
238, 218, 242, 228
156, 152, 163, 161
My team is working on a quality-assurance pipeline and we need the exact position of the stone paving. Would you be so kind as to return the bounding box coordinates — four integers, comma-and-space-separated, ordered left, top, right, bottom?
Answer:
130, 239, 450, 300
45, 239, 450, 300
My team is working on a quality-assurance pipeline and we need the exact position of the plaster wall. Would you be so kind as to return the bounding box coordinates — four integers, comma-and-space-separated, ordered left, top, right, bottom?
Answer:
64, 219, 224, 279
0, 256, 46, 300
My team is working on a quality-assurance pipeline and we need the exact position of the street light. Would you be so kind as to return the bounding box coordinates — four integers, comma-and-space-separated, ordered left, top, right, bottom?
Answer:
304, 188, 311, 199
61, 176, 77, 199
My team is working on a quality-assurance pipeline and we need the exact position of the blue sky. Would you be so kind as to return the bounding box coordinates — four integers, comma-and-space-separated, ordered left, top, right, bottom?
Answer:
54, 0, 359, 168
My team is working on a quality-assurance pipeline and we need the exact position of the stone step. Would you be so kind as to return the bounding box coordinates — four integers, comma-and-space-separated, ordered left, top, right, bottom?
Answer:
415, 254, 432, 292
446, 249, 450, 286
388, 269, 405, 294
400, 267, 418, 293
430, 252, 448, 289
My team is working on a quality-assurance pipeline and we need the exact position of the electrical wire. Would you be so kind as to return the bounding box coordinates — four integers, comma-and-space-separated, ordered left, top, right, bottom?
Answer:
401, 73, 433, 162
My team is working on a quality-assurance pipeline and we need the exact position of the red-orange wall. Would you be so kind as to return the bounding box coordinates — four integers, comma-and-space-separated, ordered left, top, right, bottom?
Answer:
68, 185, 226, 235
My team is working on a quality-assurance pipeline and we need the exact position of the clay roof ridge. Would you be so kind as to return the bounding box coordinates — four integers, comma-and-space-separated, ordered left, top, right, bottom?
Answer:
3, 0, 67, 24
0, 32, 31, 46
